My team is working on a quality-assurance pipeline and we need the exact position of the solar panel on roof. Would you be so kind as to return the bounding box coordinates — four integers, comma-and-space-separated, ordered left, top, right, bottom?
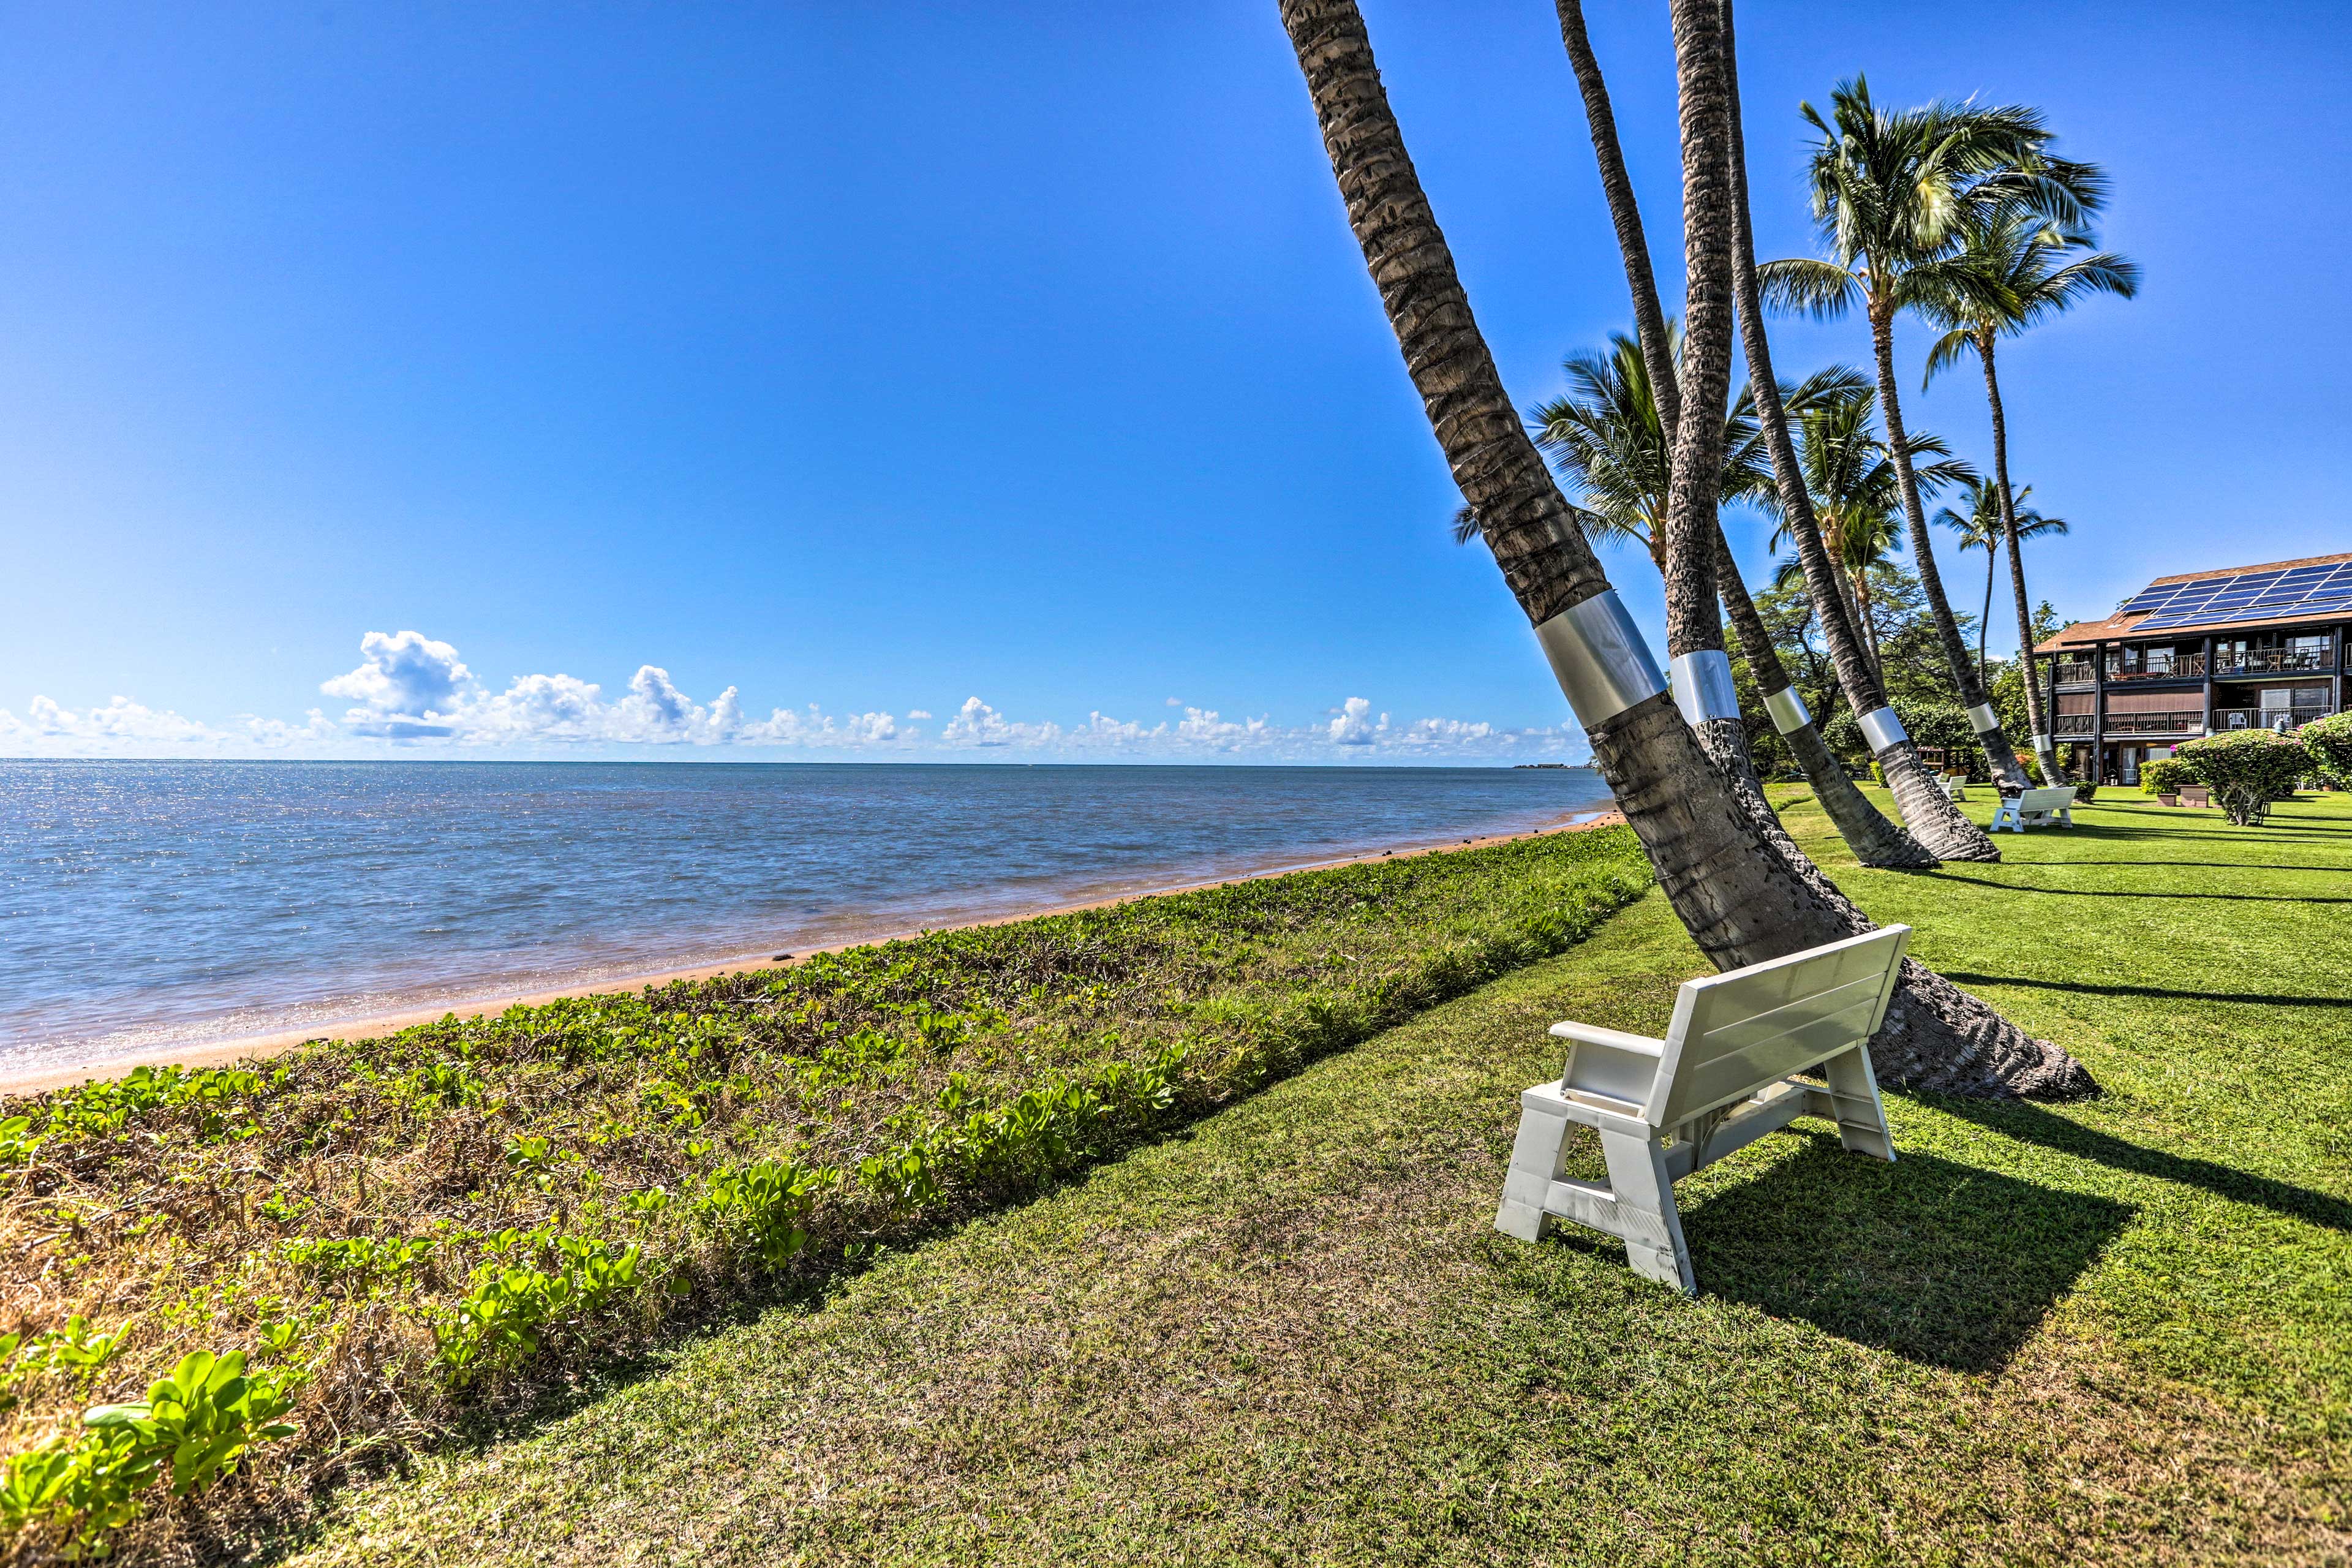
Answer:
2122, 564, 2352, 630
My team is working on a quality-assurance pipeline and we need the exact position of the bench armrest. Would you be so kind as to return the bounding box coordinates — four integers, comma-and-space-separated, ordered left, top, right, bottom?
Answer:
1547, 1020, 1666, 1057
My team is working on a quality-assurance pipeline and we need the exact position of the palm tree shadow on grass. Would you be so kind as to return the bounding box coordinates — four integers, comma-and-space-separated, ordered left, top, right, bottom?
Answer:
1928, 1097, 2352, 1234
1674, 1134, 2130, 1373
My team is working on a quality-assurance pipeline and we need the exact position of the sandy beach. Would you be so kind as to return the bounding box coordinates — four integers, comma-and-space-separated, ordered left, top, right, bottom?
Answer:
0, 809, 1625, 1099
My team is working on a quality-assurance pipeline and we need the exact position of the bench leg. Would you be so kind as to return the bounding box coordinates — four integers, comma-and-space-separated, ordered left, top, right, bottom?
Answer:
1597, 1128, 1695, 1295
1820, 1046, 1896, 1163
1495, 1100, 1575, 1242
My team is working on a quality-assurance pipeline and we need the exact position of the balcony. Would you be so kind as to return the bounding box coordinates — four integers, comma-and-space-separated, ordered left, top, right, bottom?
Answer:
2052, 660, 2097, 685
2104, 654, 2206, 681
2214, 707, 2332, 733
2054, 714, 2096, 736
2101, 711, 2206, 736
2212, 648, 2333, 676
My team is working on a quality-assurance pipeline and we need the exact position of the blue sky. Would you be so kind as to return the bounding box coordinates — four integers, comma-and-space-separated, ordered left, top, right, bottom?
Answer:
2, 1, 2344, 761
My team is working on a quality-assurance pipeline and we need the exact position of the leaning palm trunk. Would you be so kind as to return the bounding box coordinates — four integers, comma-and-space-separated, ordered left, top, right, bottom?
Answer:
1714, 0, 2000, 863
1555, 0, 1928, 869
1654, 0, 1769, 805
1276, 0, 2089, 1096
1714, 531, 1936, 867
1867, 304, 2033, 791
1978, 336, 2063, 785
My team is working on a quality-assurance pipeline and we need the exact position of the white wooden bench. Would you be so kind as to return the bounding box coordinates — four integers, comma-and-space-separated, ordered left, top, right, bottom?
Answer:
1937, 775, 1969, 801
1989, 785, 2077, 832
1494, 926, 1909, 1295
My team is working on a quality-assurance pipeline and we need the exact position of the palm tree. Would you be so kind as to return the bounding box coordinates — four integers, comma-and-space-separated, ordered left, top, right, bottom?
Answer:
1918, 209, 2137, 785
1936, 478, 2069, 694
1779, 385, 1976, 677
1520, 336, 1936, 864
1708, 24, 2000, 864
1758, 77, 2101, 792
1273, 0, 2092, 1094
1527, 324, 1777, 571
1544, 0, 1935, 871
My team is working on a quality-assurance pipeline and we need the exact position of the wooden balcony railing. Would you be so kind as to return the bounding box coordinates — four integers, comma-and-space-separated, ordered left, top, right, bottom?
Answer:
2053, 714, 2096, 736
2052, 661, 2097, 685
2212, 647, 2333, 676
2105, 654, 2206, 680
2213, 707, 2332, 733
2101, 711, 2206, 735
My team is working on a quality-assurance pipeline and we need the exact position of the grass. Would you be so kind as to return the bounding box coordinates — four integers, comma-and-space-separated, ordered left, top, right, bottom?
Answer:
283, 786, 2352, 1566
0, 826, 1656, 1562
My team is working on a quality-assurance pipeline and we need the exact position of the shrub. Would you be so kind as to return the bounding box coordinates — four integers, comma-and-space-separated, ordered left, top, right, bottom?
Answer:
2139, 756, 2190, 796
3, 1351, 298, 1555
2304, 712, 2352, 788
2176, 730, 2309, 824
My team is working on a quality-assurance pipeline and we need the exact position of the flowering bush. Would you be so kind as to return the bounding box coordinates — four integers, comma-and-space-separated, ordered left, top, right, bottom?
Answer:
2177, 730, 2309, 824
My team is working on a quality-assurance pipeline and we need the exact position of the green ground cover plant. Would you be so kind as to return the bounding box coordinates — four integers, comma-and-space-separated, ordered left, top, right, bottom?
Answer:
292, 788, 2351, 1567
0, 825, 1651, 1561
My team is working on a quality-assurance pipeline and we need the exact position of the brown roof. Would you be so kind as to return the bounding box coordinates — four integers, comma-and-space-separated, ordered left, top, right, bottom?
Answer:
2146, 550, 2352, 585
2034, 551, 2352, 653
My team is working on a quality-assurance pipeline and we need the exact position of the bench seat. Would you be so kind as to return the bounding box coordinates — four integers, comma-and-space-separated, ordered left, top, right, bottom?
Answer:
1496, 925, 1910, 1294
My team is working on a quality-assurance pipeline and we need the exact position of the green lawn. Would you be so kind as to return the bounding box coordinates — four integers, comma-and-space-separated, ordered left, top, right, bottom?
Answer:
293, 790, 2352, 1566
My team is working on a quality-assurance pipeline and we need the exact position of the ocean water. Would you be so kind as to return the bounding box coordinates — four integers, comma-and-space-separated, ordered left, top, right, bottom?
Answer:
0, 761, 1614, 1081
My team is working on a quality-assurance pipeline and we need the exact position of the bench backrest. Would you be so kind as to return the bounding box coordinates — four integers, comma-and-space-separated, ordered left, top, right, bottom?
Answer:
1644, 926, 1911, 1128
2018, 786, 2076, 812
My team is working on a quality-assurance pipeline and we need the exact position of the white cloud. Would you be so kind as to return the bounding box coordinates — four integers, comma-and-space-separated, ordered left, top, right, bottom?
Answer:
0, 695, 225, 749
1328, 696, 1384, 746
4, 630, 1580, 763
321, 630, 475, 736
737, 704, 903, 747
941, 696, 1063, 748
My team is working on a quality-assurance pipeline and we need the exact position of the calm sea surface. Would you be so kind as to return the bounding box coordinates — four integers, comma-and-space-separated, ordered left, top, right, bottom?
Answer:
0, 761, 1613, 1080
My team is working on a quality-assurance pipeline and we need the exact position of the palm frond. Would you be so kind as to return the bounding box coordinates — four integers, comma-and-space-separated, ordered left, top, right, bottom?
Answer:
1920, 325, 1980, 389
1756, 258, 1861, 320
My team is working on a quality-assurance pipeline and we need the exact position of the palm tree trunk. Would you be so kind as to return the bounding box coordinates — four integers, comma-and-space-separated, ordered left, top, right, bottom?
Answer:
1866, 300, 2033, 791
1714, 530, 1936, 867
1713, 4, 1996, 861
1980, 543, 1996, 689
1556, 0, 1919, 863
1981, 335, 2063, 785
1275, 0, 2088, 1096
1657, 0, 1774, 802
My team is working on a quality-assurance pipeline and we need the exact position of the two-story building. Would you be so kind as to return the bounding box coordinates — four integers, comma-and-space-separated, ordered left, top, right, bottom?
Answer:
2032, 552, 2351, 786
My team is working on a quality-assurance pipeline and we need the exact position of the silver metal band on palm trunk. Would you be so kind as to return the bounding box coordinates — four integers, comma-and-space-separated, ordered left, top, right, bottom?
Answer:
1966, 702, 2000, 735
1763, 687, 1811, 735
1857, 706, 1908, 753
1533, 590, 1666, 728
2031, 733, 2051, 753
1669, 650, 1741, 726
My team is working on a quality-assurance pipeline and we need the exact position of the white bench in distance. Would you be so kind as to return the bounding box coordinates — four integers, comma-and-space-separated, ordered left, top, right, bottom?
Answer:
1494, 925, 1910, 1295
1989, 785, 2077, 832
1938, 775, 1969, 801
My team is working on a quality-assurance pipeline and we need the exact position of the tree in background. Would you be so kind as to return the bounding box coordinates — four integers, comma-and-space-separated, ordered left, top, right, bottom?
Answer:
1275, 0, 2085, 1092
1775, 383, 1974, 677
1918, 208, 2137, 784
1713, 15, 1994, 861
1761, 78, 2101, 791
1541, 0, 1934, 868
1935, 478, 2067, 690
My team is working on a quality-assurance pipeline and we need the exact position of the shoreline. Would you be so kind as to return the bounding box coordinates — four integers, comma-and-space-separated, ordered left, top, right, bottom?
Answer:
1, 809, 1626, 1099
